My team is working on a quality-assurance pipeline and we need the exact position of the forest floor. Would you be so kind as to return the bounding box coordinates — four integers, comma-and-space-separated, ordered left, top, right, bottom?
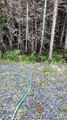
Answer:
0, 62, 67, 120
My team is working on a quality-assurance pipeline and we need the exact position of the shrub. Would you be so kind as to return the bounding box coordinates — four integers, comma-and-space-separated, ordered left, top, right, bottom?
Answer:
0, 49, 66, 63
63, 53, 67, 61
21, 52, 36, 63
4, 49, 20, 61
52, 51, 62, 62
28, 52, 36, 61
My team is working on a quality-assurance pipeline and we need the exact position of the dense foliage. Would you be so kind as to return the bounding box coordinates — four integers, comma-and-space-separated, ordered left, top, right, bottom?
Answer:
0, 0, 67, 61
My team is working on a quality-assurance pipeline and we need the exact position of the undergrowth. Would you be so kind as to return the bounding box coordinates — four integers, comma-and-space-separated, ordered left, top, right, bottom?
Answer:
0, 50, 36, 63
0, 49, 67, 64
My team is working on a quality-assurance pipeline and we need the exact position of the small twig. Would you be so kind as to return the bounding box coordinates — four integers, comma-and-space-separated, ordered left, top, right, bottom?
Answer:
45, 12, 53, 17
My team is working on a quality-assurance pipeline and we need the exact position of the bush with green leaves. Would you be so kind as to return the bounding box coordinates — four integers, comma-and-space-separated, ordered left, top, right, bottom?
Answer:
4, 50, 20, 61
64, 53, 67, 60
0, 50, 2, 60
52, 51, 63, 62
21, 52, 36, 63
2, 50, 36, 62
0, 49, 66, 63
28, 52, 36, 61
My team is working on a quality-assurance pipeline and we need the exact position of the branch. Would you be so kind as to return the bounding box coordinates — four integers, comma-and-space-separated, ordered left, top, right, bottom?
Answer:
45, 12, 53, 17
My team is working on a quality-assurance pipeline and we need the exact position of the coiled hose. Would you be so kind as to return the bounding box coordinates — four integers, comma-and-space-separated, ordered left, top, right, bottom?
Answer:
1, 71, 32, 120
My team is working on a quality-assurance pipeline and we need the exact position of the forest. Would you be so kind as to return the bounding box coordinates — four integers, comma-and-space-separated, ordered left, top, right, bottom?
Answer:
0, 0, 67, 62
0, 1, 67, 120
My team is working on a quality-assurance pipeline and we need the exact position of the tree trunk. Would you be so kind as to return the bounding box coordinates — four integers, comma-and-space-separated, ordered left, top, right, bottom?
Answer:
0, 26, 3, 44
9, 0, 13, 49
25, 1, 29, 52
35, 19, 38, 52
18, 24, 21, 49
33, 0, 38, 52
17, 0, 22, 49
60, 16, 66, 45
49, 0, 59, 60
39, 0, 47, 55
64, 21, 67, 52
5, 0, 13, 49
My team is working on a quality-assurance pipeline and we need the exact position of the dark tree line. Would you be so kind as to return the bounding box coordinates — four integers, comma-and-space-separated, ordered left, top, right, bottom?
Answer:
0, 0, 67, 59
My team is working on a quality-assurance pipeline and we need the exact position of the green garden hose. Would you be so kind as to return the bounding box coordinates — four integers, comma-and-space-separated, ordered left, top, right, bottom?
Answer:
1, 72, 32, 120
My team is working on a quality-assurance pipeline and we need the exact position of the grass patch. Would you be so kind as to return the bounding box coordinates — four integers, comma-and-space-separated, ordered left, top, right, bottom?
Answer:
44, 68, 53, 75
51, 77, 61, 84
42, 82, 52, 88
0, 50, 36, 63
64, 74, 67, 79
62, 106, 67, 112
49, 108, 53, 112
0, 87, 6, 91
0, 49, 67, 64
58, 95, 63, 99
17, 107, 27, 118
35, 78, 52, 88
0, 98, 4, 105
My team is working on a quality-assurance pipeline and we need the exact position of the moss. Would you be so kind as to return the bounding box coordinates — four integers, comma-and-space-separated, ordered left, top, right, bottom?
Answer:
34, 111, 43, 119
64, 74, 67, 79
8, 85, 19, 90
49, 108, 53, 112
62, 106, 67, 112
35, 72, 53, 88
0, 98, 3, 105
42, 82, 52, 88
51, 77, 61, 84
36, 76, 61, 88
0, 79, 10, 83
17, 107, 27, 118
44, 68, 53, 75
35, 78, 52, 88
0, 87, 6, 91
64, 81, 67, 86
52, 65, 62, 73
58, 95, 63, 99
12, 95, 19, 102
0, 18, 6, 25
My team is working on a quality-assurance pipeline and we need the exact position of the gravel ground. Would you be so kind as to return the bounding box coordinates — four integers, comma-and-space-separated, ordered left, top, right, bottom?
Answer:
0, 62, 67, 120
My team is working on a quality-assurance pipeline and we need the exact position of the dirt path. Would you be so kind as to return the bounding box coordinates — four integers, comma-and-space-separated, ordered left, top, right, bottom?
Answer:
0, 62, 67, 120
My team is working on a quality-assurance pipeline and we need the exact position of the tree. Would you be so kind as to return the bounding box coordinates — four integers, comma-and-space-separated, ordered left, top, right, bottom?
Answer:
39, 0, 47, 55
0, 26, 3, 45
49, 0, 59, 60
0, 0, 67, 57
64, 15, 67, 51
25, 1, 29, 52
7, 0, 13, 49
60, 15, 66, 45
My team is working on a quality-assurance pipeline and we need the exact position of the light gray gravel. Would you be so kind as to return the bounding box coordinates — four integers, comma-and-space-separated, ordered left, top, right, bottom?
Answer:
0, 62, 67, 120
